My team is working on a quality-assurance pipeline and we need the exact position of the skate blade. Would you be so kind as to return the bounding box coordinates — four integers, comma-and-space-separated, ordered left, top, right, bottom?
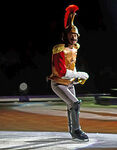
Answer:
72, 137, 89, 142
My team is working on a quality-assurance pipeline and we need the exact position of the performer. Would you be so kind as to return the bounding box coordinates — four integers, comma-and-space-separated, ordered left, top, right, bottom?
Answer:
49, 5, 89, 141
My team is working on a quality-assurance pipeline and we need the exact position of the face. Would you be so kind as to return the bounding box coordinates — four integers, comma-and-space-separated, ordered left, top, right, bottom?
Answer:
67, 32, 78, 45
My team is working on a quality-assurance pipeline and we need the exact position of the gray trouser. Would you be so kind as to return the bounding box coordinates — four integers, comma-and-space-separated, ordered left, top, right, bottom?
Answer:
51, 80, 81, 136
51, 80, 79, 110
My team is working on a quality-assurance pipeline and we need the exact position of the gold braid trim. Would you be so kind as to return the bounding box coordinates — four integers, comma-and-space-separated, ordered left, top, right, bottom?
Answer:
73, 43, 80, 49
52, 43, 80, 54
52, 44, 65, 54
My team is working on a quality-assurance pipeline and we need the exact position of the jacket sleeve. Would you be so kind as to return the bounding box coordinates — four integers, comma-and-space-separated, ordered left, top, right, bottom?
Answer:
53, 51, 66, 77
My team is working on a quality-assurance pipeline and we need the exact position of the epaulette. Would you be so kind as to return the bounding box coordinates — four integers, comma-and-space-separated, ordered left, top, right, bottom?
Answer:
52, 44, 65, 54
74, 43, 80, 50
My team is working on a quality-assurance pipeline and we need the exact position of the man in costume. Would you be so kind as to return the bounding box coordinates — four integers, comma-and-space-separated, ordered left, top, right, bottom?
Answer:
49, 5, 89, 141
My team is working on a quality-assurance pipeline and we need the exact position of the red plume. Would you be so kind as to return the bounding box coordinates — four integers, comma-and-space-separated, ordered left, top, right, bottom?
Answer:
64, 5, 79, 28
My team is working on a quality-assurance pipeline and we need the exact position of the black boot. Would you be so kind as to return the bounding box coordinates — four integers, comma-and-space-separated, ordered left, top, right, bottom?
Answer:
67, 101, 89, 142
73, 129, 89, 141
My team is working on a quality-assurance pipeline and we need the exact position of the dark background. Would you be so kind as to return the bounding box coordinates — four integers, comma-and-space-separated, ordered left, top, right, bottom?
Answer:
0, 0, 117, 96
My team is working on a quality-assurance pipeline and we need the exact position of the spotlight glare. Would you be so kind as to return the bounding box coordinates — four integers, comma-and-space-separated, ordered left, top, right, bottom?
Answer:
19, 82, 28, 91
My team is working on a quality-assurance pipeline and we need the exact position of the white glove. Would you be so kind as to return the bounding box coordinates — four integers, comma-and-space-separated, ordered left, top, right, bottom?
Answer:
76, 72, 89, 80
62, 69, 89, 80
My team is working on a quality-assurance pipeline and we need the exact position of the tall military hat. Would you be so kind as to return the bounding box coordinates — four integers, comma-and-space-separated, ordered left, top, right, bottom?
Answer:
64, 5, 80, 37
